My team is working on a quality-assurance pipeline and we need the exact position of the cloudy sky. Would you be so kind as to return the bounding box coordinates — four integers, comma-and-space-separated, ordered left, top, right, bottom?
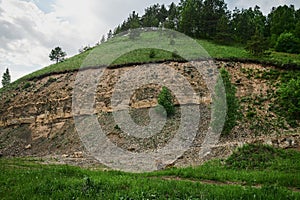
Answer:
0, 0, 299, 85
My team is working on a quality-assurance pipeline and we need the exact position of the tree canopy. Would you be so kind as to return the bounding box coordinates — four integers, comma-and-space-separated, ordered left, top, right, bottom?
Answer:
1, 68, 11, 88
110, 0, 300, 54
49, 47, 67, 64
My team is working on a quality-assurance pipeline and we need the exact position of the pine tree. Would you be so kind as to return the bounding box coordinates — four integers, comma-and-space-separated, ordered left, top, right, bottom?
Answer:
201, 0, 228, 38
107, 30, 113, 40
2, 68, 11, 88
214, 15, 233, 44
246, 29, 269, 56
100, 35, 106, 43
49, 47, 67, 63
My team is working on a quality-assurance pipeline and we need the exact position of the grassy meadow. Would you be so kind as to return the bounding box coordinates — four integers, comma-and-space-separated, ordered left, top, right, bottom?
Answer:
1, 145, 300, 199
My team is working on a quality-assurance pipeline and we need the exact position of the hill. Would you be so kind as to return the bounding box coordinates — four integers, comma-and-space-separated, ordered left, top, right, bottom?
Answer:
2, 35, 300, 93
0, 29, 299, 156
0, 22, 300, 200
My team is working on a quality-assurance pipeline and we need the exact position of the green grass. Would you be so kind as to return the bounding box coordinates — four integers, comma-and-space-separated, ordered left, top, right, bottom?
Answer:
198, 40, 250, 59
1, 31, 300, 94
112, 48, 175, 65
199, 40, 300, 67
0, 32, 300, 97
265, 51, 300, 67
1, 145, 299, 199
151, 145, 300, 188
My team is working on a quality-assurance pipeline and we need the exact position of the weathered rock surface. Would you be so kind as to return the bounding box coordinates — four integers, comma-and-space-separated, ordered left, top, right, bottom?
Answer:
0, 62, 211, 161
0, 61, 299, 169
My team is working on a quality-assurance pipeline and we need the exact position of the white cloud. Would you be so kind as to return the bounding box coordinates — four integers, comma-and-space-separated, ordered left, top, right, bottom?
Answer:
0, 0, 79, 83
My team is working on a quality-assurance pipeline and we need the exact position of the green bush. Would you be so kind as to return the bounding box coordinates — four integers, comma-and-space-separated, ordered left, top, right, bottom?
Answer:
149, 49, 156, 58
48, 77, 57, 83
43, 77, 57, 87
226, 144, 286, 170
245, 31, 269, 56
212, 68, 239, 135
158, 86, 175, 117
23, 82, 31, 89
275, 32, 300, 54
269, 34, 278, 48
294, 21, 300, 39
277, 78, 300, 124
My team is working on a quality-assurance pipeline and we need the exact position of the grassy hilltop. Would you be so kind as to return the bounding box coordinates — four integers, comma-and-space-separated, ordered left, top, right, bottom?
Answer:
1, 30, 300, 93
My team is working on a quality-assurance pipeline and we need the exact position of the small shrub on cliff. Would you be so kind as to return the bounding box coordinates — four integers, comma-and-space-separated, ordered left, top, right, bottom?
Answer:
43, 77, 57, 87
212, 68, 239, 135
277, 78, 300, 126
23, 82, 31, 89
158, 86, 175, 117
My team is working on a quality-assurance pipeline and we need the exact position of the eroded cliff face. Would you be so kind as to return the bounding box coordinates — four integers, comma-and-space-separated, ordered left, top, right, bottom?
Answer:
0, 61, 299, 168
0, 62, 212, 160
0, 72, 78, 157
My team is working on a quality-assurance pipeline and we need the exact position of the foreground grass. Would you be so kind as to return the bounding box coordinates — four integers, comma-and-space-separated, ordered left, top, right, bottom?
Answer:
152, 145, 300, 189
1, 145, 299, 199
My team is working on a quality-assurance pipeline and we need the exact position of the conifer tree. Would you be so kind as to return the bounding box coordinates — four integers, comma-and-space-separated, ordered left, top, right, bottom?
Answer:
1, 68, 11, 88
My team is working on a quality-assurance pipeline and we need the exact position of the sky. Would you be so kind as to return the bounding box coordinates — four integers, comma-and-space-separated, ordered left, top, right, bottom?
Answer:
0, 0, 299, 85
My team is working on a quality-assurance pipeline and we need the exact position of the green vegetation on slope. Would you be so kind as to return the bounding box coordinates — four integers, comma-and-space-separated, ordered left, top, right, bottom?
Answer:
113, 1, 300, 57
1, 33, 300, 94
0, 49, 92, 93
152, 144, 300, 188
212, 68, 239, 135
277, 78, 300, 125
1, 144, 299, 199
158, 86, 175, 116
198, 40, 300, 67
248, 67, 300, 128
